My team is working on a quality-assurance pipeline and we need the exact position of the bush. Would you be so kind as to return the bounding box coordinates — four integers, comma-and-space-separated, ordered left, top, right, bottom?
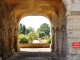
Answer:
18, 34, 29, 44
47, 39, 51, 43
19, 38, 28, 44
27, 32, 38, 43
46, 37, 51, 43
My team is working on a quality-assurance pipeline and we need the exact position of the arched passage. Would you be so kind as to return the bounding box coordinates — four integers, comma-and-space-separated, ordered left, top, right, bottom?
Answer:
10, 1, 67, 60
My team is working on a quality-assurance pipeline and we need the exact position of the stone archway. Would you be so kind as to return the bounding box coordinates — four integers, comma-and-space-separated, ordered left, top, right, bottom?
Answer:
9, 1, 68, 60
0, 0, 67, 59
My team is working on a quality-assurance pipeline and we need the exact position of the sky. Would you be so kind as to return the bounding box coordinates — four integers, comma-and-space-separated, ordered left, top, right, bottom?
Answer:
20, 16, 51, 31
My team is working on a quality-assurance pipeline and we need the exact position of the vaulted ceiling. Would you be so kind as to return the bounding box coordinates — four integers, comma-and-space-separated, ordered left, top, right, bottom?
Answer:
5, 0, 62, 21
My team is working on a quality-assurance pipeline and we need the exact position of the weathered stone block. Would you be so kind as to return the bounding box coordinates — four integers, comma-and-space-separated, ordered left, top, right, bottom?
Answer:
72, 30, 80, 37
67, 20, 73, 29
67, 30, 80, 40
68, 44, 80, 54
62, 0, 71, 5
67, 38, 80, 44
73, 19, 80, 29
67, 15, 80, 29
66, 4, 72, 12
68, 54, 80, 60
72, 4, 80, 12
72, 0, 80, 3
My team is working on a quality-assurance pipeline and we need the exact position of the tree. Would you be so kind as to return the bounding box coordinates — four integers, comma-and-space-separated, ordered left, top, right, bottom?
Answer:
19, 23, 23, 34
26, 27, 34, 35
19, 23, 26, 34
22, 25, 26, 34
38, 31, 45, 38
37, 23, 50, 37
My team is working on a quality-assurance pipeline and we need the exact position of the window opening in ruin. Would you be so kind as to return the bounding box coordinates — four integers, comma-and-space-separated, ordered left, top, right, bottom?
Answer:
18, 16, 51, 52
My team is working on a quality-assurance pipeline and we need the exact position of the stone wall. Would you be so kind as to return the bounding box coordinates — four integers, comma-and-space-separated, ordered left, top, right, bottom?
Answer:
67, 13, 80, 60
52, 0, 80, 60
0, 0, 7, 59
63, 0, 80, 60
0, 1, 19, 59
0, 19, 17, 59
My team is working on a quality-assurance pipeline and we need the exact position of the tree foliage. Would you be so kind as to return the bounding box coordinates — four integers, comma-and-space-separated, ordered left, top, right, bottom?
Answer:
22, 25, 26, 34
26, 27, 34, 35
27, 32, 38, 43
37, 23, 50, 37
19, 23, 23, 34
38, 32, 45, 38
19, 23, 26, 34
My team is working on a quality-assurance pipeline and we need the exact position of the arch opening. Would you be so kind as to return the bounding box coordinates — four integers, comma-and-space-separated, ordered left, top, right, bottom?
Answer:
18, 16, 52, 52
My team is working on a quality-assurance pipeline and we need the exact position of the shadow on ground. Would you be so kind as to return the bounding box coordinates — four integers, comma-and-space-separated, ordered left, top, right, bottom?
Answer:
6, 48, 57, 60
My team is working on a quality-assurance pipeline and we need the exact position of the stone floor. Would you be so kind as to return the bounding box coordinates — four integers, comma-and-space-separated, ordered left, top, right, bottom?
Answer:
6, 48, 57, 60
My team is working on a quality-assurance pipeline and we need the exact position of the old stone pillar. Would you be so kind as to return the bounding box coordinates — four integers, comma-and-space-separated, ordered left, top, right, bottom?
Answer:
11, 11, 20, 52
54, 29, 59, 52
51, 27, 55, 52
14, 27, 20, 52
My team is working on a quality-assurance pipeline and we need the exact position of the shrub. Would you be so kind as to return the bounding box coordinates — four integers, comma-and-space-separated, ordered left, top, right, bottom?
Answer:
27, 32, 38, 43
19, 38, 28, 44
18, 34, 29, 44
47, 39, 51, 43
46, 37, 51, 43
